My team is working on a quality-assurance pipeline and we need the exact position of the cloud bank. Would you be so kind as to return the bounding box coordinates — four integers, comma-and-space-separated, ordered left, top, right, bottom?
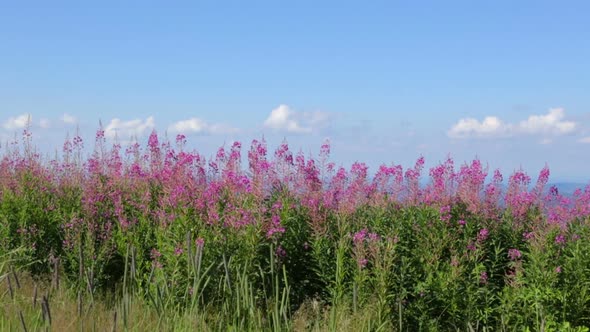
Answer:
263, 104, 330, 134
2, 114, 31, 130
104, 116, 155, 139
448, 108, 577, 139
168, 118, 238, 135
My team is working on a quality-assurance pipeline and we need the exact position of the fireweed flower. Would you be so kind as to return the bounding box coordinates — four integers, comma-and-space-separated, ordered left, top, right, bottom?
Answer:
505, 170, 533, 219
150, 248, 162, 259
195, 237, 205, 248
405, 156, 425, 205
439, 205, 451, 222
477, 228, 489, 242
555, 234, 566, 245
508, 248, 522, 261
480, 271, 488, 284
266, 226, 286, 239
353, 229, 368, 245
275, 245, 287, 258
549, 185, 559, 197
523, 231, 535, 241
555, 266, 562, 273
176, 134, 186, 145
368, 232, 380, 242
358, 258, 368, 269
456, 159, 487, 213
151, 248, 163, 268
533, 166, 550, 201
426, 157, 455, 205
266, 215, 286, 239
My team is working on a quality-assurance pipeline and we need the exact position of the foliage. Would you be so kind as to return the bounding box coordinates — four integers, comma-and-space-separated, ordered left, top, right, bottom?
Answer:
2, 128, 590, 330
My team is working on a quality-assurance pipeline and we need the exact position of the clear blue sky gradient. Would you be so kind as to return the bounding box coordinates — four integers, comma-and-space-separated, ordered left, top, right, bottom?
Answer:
0, 1, 589, 181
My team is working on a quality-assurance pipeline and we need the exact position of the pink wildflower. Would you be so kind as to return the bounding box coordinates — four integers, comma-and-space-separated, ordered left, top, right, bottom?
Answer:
508, 248, 522, 260
195, 237, 205, 248
477, 228, 489, 242
555, 234, 566, 245
353, 229, 368, 245
480, 271, 488, 284
358, 258, 368, 269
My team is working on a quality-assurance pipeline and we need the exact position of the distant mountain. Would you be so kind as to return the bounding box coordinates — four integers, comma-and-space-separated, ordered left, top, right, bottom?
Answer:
548, 182, 589, 197
394, 180, 588, 199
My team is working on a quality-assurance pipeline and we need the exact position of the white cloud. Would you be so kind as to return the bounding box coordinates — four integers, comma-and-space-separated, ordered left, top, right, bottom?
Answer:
3, 114, 31, 130
104, 116, 155, 139
264, 105, 309, 133
578, 137, 590, 144
263, 104, 330, 134
519, 108, 576, 135
168, 118, 238, 135
171, 118, 207, 133
448, 116, 508, 138
39, 118, 51, 129
448, 108, 577, 139
62, 113, 77, 125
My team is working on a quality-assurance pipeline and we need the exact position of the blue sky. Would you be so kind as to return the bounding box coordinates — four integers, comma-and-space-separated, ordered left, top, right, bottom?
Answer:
1, 1, 589, 181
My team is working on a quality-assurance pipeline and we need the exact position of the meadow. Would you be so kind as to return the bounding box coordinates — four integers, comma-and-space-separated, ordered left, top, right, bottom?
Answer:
1, 127, 590, 331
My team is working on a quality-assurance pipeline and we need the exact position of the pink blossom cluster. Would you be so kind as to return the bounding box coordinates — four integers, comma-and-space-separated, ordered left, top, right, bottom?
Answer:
2, 126, 590, 255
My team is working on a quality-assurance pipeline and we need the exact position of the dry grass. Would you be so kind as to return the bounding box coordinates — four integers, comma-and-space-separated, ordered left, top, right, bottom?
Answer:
0, 272, 167, 331
1, 271, 390, 332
